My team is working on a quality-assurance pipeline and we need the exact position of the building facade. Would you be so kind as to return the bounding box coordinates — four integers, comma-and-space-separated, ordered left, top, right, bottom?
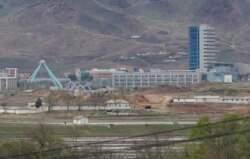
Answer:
89, 68, 116, 79
88, 68, 117, 87
112, 70, 201, 88
206, 62, 250, 83
189, 24, 216, 71
189, 26, 200, 70
0, 68, 18, 91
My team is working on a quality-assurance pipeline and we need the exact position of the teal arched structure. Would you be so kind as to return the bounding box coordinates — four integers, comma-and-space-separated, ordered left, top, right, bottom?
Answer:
27, 60, 63, 89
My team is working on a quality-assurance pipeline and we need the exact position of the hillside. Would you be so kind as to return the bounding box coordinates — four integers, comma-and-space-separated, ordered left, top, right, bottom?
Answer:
0, 0, 249, 74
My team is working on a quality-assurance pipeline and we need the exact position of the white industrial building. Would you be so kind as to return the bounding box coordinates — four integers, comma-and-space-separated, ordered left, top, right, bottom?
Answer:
173, 96, 250, 104
49, 99, 131, 111
112, 70, 201, 88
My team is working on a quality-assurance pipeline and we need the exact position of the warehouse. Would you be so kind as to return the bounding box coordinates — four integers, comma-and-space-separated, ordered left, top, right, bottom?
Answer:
173, 96, 250, 104
112, 70, 201, 88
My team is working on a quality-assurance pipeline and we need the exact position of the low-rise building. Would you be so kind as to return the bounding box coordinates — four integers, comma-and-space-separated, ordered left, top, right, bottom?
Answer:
105, 99, 130, 109
73, 116, 88, 125
207, 62, 250, 83
173, 96, 250, 104
89, 68, 117, 87
112, 70, 201, 88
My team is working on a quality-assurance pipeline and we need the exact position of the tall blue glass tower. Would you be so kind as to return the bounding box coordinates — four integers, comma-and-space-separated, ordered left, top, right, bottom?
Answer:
188, 26, 199, 70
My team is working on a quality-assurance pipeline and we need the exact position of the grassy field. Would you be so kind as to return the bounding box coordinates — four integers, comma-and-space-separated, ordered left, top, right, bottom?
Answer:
0, 111, 205, 126
0, 123, 185, 137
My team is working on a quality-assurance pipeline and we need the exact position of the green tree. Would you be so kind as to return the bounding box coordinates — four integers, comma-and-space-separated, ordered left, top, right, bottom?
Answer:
0, 123, 71, 159
110, 92, 122, 107
35, 97, 42, 108
113, 109, 120, 116
237, 117, 250, 159
29, 122, 69, 158
44, 91, 56, 111
190, 115, 212, 138
61, 92, 72, 111
1, 102, 7, 113
75, 95, 85, 111
0, 140, 37, 159
183, 113, 245, 159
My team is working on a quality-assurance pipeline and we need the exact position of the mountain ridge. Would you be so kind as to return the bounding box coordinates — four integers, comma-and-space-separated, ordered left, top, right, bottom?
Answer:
0, 0, 249, 73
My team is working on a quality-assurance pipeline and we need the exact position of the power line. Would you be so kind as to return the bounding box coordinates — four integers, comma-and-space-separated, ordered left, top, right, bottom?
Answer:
76, 116, 250, 146
57, 127, 250, 159
0, 116, 249, 159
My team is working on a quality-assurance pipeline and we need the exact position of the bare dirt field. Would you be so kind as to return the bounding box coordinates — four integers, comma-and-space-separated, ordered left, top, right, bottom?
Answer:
124, 83, 250, 114
1, 83, 250, 115
0, 93, 38, 106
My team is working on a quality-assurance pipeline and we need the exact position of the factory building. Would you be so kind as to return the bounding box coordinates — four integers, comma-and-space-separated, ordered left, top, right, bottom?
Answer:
207, 62, 250, 83
0, 68, 17, 91
88, 68, 117, 87
112, 70, 201, 88
89, 68, 116, 79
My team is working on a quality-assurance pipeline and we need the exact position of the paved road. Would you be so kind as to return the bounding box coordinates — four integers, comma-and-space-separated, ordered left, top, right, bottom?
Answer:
87, 121, 197, 125
0, 121, 197, 125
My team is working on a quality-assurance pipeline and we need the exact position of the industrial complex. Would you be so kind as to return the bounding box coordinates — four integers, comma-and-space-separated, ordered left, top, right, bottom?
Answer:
1, 24, 249, 93
1, 1, 250, 158
0, 23, 246, 119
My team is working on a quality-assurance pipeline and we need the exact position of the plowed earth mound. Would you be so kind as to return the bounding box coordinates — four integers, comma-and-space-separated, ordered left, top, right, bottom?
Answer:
125, 94, 173, 109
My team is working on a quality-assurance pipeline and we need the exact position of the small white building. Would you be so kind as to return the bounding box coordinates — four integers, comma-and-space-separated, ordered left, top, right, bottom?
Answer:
105, 99, 131, 109
73, 116, 88, 125
224, 74, 233, 83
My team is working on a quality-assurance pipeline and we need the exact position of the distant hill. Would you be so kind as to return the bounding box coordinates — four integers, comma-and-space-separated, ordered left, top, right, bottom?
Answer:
0, 0, 249, 74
